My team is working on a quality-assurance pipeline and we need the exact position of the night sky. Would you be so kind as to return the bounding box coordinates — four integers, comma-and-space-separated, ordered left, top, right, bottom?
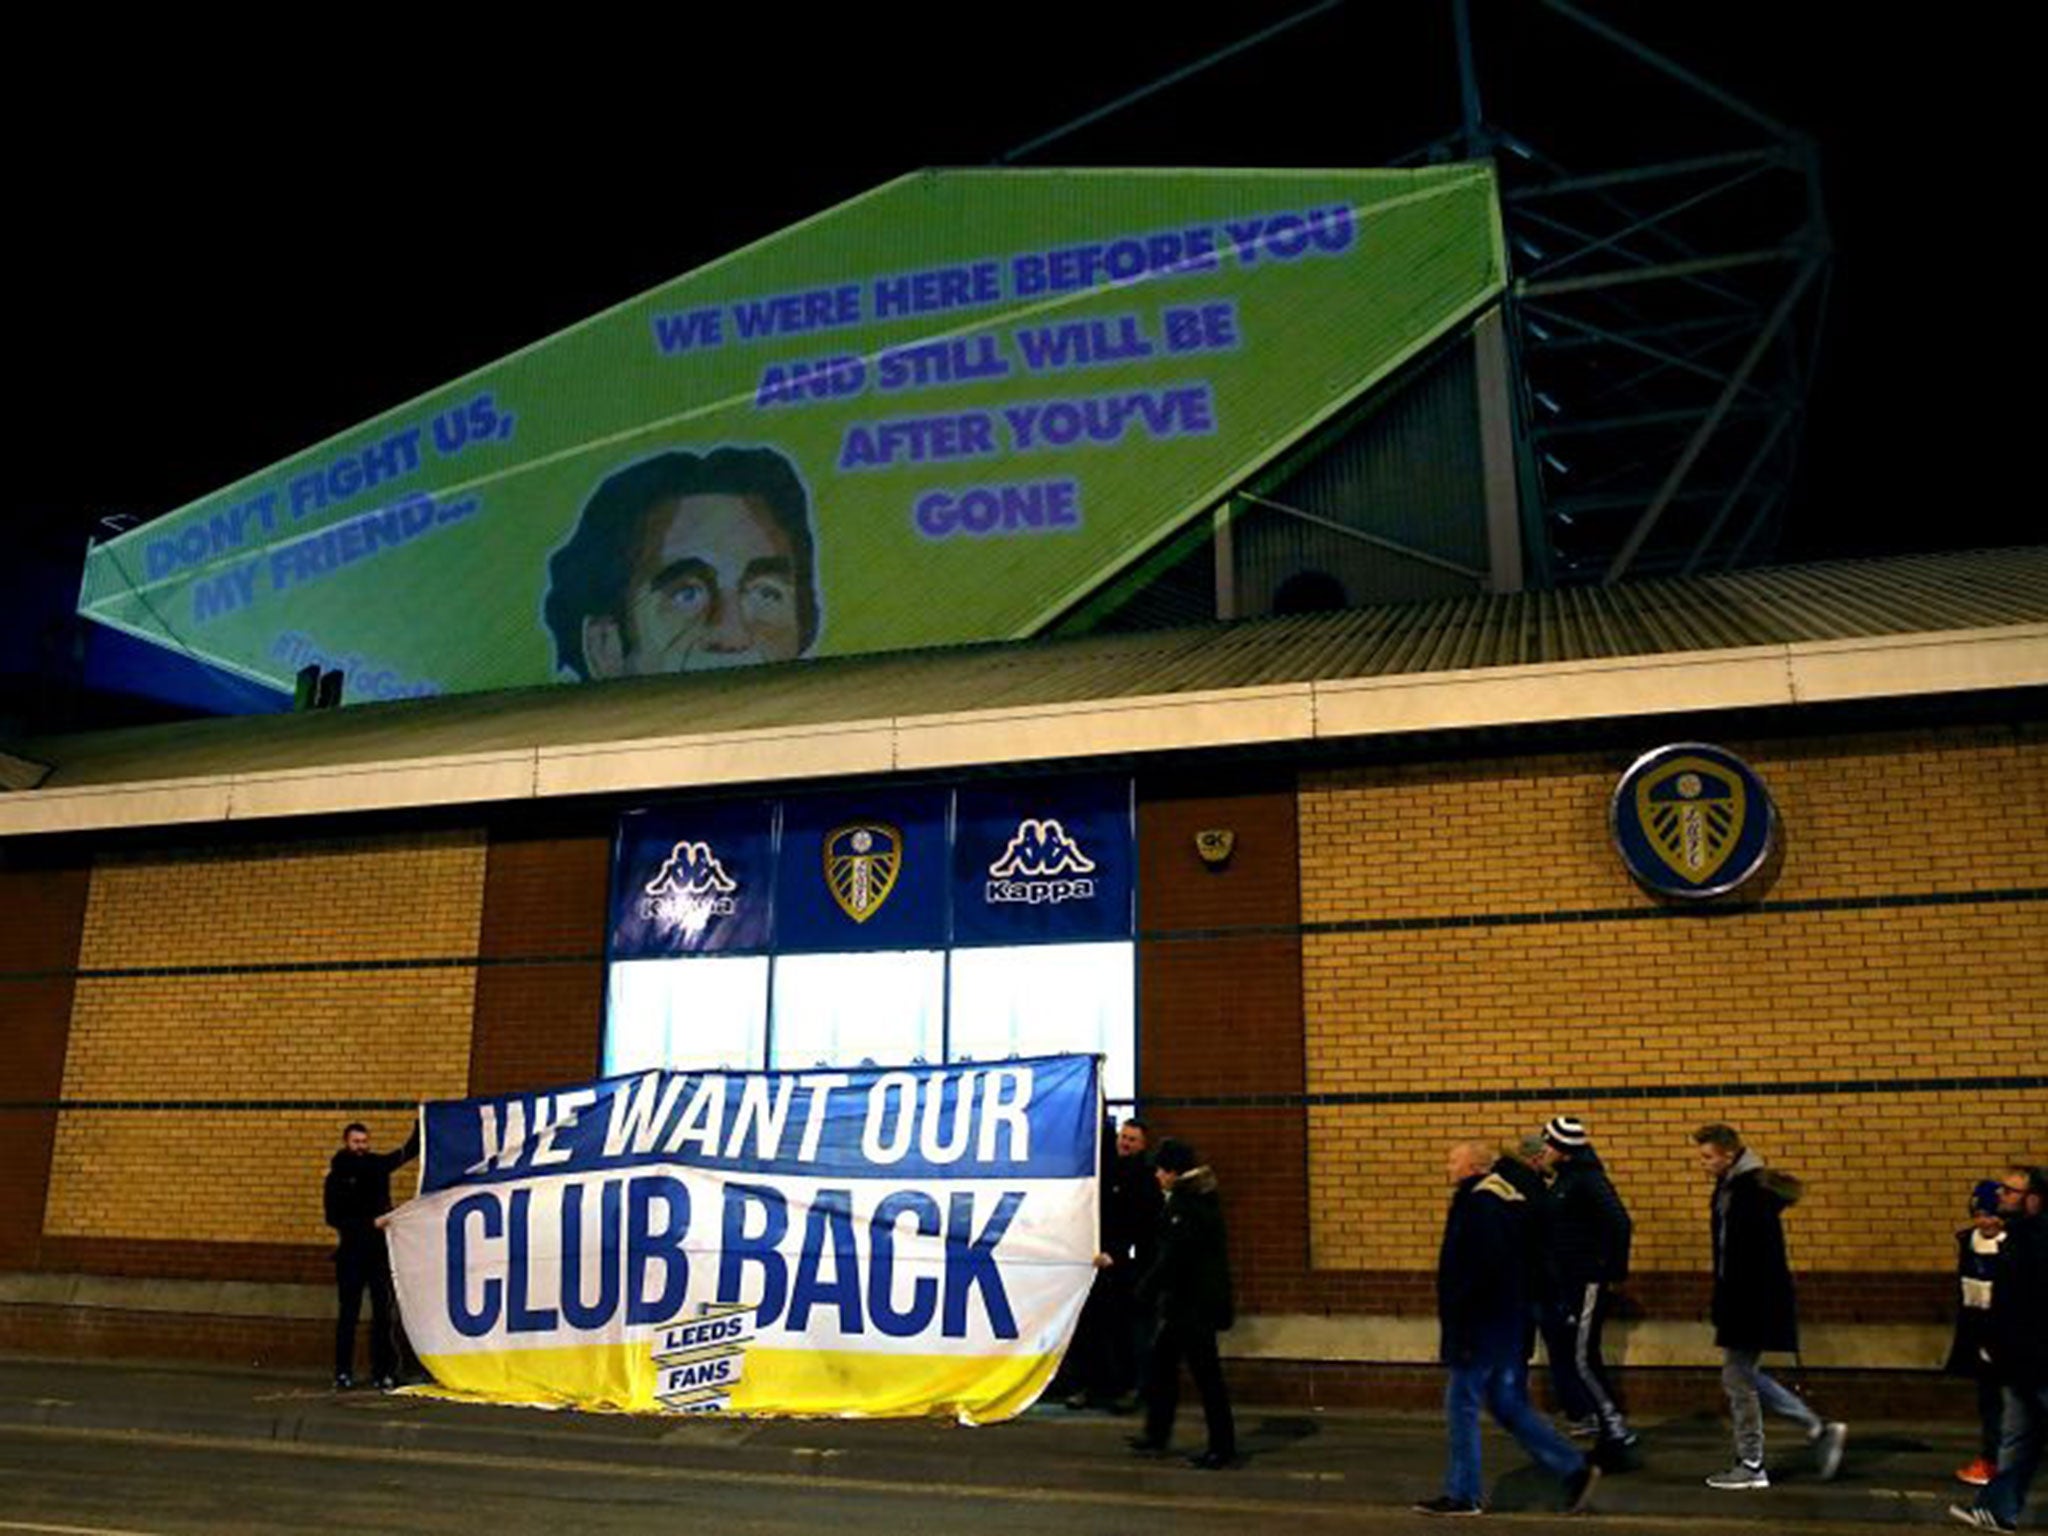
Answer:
4, 3, 2028, 718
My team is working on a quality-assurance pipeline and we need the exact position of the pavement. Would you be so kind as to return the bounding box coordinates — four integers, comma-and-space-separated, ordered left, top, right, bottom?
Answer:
0, 1354, 2006, 1527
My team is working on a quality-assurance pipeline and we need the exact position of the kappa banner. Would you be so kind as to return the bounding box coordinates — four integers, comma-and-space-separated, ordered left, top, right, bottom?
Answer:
386, 1055, 1100, 1422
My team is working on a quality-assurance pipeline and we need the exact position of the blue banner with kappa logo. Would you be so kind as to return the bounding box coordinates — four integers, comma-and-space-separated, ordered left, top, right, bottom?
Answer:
611, 801, 776, 958
606, 777, 1134, 955
952, 778, 1134, 946
385, 1055, 1102, 1422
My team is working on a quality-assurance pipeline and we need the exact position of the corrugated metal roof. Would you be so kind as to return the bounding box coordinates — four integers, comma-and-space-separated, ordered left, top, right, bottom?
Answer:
16, 545, 2048, 793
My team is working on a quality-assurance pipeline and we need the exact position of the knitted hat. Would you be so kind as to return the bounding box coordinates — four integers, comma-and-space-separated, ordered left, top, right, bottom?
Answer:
1543, 1115, 1590, 1151
1154, 1137, 1198, 1175
1971, 1179, 2005, 1216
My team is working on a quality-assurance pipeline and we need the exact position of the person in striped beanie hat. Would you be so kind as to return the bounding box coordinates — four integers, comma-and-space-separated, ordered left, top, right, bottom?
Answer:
1536, 1116, 1636, 1459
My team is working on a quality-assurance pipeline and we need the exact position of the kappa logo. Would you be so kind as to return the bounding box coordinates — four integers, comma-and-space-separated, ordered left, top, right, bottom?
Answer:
825, 822, 902, 923
986, 817, 1097, 905
642, 840, 739, 932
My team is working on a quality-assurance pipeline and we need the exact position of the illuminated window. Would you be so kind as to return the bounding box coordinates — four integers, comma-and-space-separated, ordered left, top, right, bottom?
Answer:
948, 941, 1135, 1102
770, 951, 944, 1070
603, 956, 769, 1075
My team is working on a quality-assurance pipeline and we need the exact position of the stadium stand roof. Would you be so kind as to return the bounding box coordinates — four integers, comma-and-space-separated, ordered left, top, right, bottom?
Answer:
4, 546, 2043, 836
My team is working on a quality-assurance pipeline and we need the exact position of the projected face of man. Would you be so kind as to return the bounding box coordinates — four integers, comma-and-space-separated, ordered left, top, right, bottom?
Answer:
585, 494, 802, 675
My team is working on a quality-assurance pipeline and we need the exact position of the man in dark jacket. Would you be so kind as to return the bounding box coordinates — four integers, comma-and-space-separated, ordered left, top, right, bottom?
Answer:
1693, 1124, 1845, 1489
1492, 1135, 1551, 1366
324, 1118, 420, 1390
1129, 1137, 1235, 1468
1417, 1141, 1598, 1517
1065, 1116, 1163, 1409
1537, 1114, 1636, 1454
1953, 1165, 2048, 1532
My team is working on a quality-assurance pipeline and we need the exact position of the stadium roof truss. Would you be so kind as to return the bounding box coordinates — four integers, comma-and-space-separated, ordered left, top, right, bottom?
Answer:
1007, 0, 1833, 593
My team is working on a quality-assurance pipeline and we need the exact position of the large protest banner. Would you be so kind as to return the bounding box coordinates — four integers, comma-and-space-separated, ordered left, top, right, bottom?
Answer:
385, 1054, 1100, 1422
78, 166, 1504, 702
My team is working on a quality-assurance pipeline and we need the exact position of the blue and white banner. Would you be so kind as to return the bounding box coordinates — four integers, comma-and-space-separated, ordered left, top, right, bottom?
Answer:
386, 1055, 1101, 1421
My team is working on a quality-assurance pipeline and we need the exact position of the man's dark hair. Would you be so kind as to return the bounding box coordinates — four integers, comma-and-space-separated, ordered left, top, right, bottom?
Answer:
1693, 1124, 1743, 1153
1154, 1137, 1198, 1175
543, 445, 819, 678
341, 1121, 369, 1140
1122, 1116, 1149, 1137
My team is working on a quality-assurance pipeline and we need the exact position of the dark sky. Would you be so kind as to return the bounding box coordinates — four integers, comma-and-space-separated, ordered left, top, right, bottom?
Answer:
8, 3, 2028, 581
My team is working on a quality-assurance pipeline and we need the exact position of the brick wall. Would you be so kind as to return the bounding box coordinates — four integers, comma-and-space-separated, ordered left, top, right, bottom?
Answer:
1136, 771, 1307, 1314
43, 829, 484, 1260
0, 845, 91, 1267
1297, 723, 2048, 1313
468, 815, 612, 1095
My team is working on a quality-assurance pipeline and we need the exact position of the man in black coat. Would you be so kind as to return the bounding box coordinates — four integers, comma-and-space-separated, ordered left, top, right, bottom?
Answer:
1537, 1114, 1636, 1453
1064, 1116, 1163, 1409
1953, 1165, 2048, 1532
1128, 1137, 1235, 1468
1693, 1124, 1845, 1489
1417, 1141, 1599, 1517
324, 1118, 420, 1390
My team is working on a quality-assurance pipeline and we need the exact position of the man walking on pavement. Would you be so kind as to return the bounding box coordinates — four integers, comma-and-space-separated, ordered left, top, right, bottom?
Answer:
324, 1117, 420, 1390
1128, 1137, 1236, 1469
1538, 1115, 1637, 1459
1951, 1165, 2048, 1532
1416, 1140, 1600, 1517
1693, 1123, 1846, 1489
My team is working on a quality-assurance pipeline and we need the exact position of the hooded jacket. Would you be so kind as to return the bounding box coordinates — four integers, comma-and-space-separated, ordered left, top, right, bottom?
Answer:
1136, 1166, 1234, 1332
1709, 1147, 1802, 1354
1438, 1168, 1531, 1367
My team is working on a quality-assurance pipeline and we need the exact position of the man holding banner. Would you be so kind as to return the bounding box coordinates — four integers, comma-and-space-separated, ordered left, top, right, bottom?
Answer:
324, 1119, 420, 1390
384, 1055, 1100, 1422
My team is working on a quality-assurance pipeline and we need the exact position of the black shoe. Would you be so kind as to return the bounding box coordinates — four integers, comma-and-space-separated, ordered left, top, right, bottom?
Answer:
1412, 1495, 1483, 1516
1563, 1461, 1601, 1514
372, 1375, 398, 1391
1126, 1435, 1170, 1456
333, 1373, 355, 1391
1187, 1450, 1235, 1470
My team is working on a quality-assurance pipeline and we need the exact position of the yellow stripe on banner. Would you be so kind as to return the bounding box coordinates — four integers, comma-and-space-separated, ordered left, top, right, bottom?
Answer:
415, 1343, 1063, 1425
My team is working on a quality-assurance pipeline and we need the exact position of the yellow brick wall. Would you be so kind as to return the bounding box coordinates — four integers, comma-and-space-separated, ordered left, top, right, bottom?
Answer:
1301, 726, 2048, 1276
46, 830, 484, 1246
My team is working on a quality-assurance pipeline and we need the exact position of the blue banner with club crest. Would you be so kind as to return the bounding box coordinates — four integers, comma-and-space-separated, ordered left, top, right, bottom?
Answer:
777, 787, 949, 952
608, 778, 1133, 954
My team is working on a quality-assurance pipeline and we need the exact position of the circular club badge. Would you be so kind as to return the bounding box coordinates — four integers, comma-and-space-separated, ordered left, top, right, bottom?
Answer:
1610, 743, 1775, 899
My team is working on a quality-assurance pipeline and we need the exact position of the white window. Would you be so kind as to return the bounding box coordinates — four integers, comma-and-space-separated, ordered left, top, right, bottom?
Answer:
769, 951, 945, 1070
947, 941, 1135, 1102
603, 956, 769, 1075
